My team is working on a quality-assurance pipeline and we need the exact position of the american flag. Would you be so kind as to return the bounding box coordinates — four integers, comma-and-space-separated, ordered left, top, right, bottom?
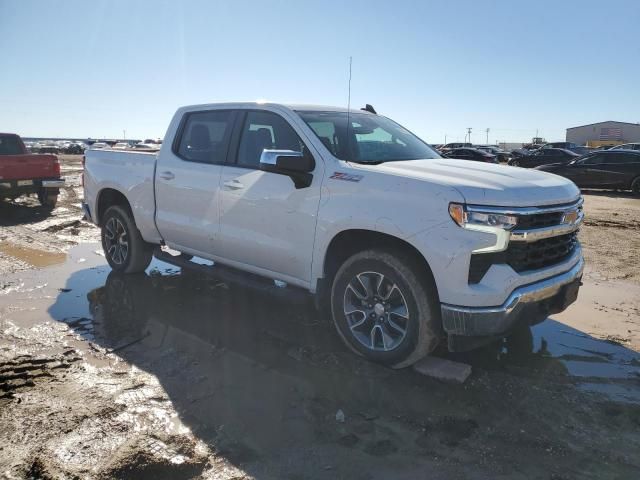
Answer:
599, 127, 622, 140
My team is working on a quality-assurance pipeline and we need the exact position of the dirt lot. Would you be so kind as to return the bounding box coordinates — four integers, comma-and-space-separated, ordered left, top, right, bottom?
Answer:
0, 156, 639, 479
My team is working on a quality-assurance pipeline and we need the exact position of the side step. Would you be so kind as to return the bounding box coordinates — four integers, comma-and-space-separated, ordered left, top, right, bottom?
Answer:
152, 247, 311, 302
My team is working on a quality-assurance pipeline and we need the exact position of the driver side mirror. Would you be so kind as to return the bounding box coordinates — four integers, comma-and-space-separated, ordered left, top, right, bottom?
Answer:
259, 149, 315, 189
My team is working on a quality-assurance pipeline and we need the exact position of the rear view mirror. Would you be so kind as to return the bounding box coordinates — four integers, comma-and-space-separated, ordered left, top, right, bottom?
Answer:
260, 149, 315, 188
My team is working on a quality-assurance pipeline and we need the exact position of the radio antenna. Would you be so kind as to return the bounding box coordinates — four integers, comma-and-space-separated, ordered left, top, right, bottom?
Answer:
346, 56, 352, 161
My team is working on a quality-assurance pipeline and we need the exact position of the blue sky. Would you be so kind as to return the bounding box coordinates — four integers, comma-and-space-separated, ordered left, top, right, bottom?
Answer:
1, 0, 638, 143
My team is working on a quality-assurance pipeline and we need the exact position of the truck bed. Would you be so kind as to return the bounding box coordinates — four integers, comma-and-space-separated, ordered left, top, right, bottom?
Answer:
0, 154, 59, 181
83, 149, 161, 243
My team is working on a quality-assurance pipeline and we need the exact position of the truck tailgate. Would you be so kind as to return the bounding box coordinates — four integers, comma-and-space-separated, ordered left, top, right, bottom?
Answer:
0, 154, 59, 180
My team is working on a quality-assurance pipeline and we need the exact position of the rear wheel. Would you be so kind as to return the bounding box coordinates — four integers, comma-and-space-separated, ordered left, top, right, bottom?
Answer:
330, 249, 441, 368
510, 159, 520, 167
631, 177, 640, 196
101, 205, 153, 273
37, 189, 58, 208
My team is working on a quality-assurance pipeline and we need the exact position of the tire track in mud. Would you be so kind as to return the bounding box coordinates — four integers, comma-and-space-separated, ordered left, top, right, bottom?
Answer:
584, 219, 640, 230
0, 350, 81, 399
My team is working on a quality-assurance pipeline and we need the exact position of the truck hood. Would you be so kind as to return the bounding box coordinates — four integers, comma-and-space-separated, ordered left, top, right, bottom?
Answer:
352, 158, 580, 207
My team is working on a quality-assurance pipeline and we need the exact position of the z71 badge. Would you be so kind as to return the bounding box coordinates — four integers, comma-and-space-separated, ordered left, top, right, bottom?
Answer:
330, 172, 363, 182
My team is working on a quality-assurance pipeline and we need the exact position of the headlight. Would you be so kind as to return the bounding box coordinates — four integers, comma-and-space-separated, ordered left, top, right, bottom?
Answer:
449, 203, 517, 230
449, 203, 517, 253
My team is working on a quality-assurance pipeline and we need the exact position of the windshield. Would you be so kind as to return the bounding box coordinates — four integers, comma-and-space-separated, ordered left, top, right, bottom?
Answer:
297, 111, 440, 163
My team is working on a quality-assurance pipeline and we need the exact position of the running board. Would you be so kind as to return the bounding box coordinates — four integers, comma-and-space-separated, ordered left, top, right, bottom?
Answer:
152, 247, 311, 301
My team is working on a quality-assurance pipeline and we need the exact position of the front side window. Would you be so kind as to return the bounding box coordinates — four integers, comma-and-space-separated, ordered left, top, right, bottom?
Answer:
176, 110, 234, 163
298, 111, 440, 163
237, 111, 305, 169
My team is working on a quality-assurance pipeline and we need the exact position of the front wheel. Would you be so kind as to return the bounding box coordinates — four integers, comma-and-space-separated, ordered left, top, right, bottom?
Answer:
631, 177, 640, 197
101, 205, 153, 273
330, 249, 441, 368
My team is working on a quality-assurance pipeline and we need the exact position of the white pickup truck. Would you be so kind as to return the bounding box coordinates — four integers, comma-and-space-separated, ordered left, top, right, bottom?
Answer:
83, 102, 584, 367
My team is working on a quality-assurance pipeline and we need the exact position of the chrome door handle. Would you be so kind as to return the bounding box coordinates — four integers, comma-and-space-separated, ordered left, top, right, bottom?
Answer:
159, 171, 175, 180
223, 180, 244, 190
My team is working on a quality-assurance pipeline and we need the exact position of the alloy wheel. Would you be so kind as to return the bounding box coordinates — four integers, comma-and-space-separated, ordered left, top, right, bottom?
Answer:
343, 271, 409, 352
104, 217, 129, 265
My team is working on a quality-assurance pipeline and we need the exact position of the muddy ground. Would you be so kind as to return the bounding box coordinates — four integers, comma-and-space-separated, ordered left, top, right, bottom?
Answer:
0, 155, 639, 479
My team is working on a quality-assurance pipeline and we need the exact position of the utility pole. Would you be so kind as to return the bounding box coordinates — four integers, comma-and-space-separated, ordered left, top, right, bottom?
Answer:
466, 127, 472, 144
123, 129, 126, 141
486, 128, 490, 144
444, 134, 447, 145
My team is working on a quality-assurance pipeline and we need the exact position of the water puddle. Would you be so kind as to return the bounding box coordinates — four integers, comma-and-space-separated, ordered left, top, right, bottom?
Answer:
453, 319, 640, 403
0, 243, 67, 267
2, 242, 639, 407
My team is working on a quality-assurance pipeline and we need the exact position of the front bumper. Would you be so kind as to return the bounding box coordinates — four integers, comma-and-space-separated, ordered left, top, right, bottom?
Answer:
441, 256, 584, 348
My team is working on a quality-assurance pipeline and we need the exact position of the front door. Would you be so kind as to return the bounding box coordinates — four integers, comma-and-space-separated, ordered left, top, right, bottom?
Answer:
155, 109, 237, 254
217, 110, 322, 285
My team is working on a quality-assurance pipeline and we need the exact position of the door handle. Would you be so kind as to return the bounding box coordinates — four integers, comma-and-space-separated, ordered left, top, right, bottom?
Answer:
223, 179, 244, 190
159, 171, 175, 180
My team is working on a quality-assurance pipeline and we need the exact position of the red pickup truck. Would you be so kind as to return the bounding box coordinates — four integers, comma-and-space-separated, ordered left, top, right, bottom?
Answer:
0, 133, 64, 208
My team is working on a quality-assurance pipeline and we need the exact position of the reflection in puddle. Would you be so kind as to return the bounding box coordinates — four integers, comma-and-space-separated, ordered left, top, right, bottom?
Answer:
452, 318, 640, 403
0, 243, 67, 267
38, 243, 640, 408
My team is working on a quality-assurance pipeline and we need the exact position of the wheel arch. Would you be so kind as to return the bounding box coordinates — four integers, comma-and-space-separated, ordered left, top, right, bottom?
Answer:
317, 229, 439, 303
95, 188, 133, 226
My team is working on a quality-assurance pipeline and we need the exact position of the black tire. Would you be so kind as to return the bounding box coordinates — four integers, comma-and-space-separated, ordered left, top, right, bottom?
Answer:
101, 205, 153, 274
330, 249, 442, 368
37, 189, 58, 208
510, 159, 520, 167
631, 177, 640, 196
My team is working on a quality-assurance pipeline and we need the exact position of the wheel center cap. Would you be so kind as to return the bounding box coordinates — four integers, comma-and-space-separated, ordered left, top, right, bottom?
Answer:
374, 303, 385, 316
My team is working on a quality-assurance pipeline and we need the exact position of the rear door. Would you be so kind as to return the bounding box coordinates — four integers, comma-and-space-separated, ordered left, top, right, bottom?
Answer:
217, 109, 322, 285
574, 153, 607, 187
155, 109, 237, 254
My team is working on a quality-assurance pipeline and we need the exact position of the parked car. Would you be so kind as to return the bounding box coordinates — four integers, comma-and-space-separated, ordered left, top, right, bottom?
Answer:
508, 148, 579, 168
608, 143, 640, 151
0, 133, 64, 207
65, 143, 86, 154
89, 142, 109, 150
438, 142, 472, 152
509, 148, 531, 160
537, 150, 640, 195
38, 142, 60, 154
83, 102, 584, 367
475, 145, 510, 162
442, 147, 497, 163
541, 142, 591, 155
132, 142, 160, 151
112, 142, 130, 150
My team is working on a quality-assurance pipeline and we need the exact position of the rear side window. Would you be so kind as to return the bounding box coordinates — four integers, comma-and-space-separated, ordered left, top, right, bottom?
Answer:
237, 111, 305, 169
176, 110, 234, 163
0, 135, 23, 155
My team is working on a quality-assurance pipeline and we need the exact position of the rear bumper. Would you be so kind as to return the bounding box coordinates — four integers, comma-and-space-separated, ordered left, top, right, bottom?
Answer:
0, 177, 65, 195
41, 179, 65, 188
441, 256, 584, 346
